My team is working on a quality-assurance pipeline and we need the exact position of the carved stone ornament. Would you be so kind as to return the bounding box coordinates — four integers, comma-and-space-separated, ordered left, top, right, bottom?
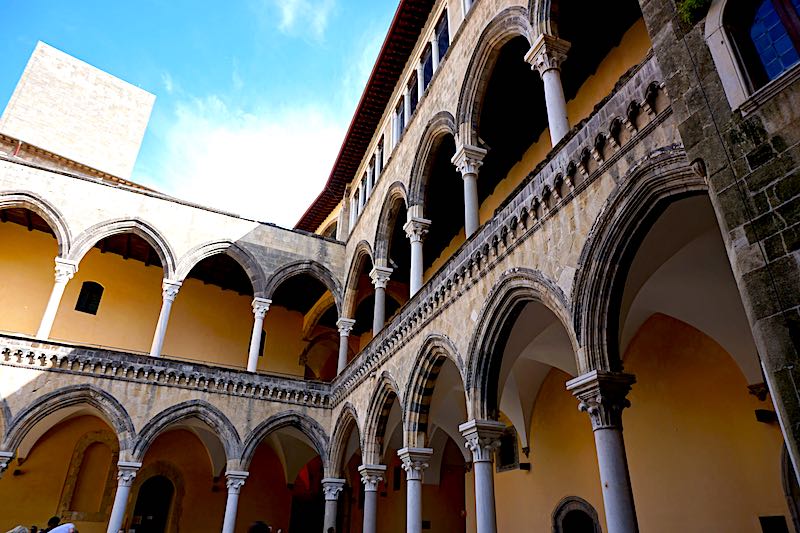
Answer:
252, 297, 272, 319
451, 144, 488, 176
458, 419, 506, 463
321, 477, 346, 501
358, 464, 387, 492
398, 447, 433, 481
403, 217, 432, 244
225, 470, 249, 494
370, 266, 393, 290
54, 258, 79, 284
337, 317, 356, 337
525, 33, 571, 75
161, 280, 182, 302
116, 461, 142, 487
0, 451, 14, 477
566, 371, 636, 431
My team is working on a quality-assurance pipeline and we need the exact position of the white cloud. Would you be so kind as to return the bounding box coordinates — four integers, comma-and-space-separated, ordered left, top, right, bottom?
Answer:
267, 0, 336, 40
136, 94, 345, 229
340, 27, 384, 108
161, 72, 175, 95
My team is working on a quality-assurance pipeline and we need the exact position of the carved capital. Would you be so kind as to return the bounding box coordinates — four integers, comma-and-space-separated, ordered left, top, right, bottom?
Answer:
525, 34, 571, 75
252, 297, 272, 319
116, 461, 142, 487
370, 266, 393, 290
459, 419, 505, 463
358, 464, 386, 492
451, 144, 487, 176
161, 279, 182, 303
336, 317, 356, 337
321, 477, 346, 501
403, 217, 431, 244
0, 451, 14, 477
566, 371, 635, 431
54, 258, 79, 284
226, 470, 249, 494
397, 447, 433, 482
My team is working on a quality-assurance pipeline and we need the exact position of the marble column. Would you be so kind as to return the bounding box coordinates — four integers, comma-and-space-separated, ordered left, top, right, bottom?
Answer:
246, 297, 271, 372
359, 464, 386, 533
0, 451, 14, 479
336, 317, 356, 374
322, 477, 346, 533
222, 470, 248, 533
106, 461, 141, 533
398, 447, 433, 533
404, 216, 431, 296
525, 34, 571, 146
417, 63, 426, 95
370, 266, 393, 336
452, 145, 487, 238
149, 279, 181, 358
567, 371, 638, 533
459, 419, 505, 533
431, 34, 440, 71
36, 258, 78, 340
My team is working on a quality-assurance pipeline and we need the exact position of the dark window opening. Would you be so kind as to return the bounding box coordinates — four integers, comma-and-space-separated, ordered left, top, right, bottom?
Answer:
259, 330, 266, 357
495, 426, 519, 472
760, 516, 790, 533
396, 99, 406, 133
552, 497, 601, 533
75, 281, 104, 315
422, 45, 434, 90
408, 74, 419, 116
436, 13, 450, 60
393, 465, 402, 490
377, 137, 385, 175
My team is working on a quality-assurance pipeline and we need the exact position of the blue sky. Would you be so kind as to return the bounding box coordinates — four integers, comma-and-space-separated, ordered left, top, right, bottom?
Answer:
0, 0, 396, 227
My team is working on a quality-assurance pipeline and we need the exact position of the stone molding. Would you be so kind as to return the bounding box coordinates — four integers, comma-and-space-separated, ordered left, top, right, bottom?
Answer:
0, 451, 14, 476
116, 460, 142, 487
161, 279, 182, 302
525, 33, 571, 75
252, 297, 271, 319
397, 447, 433, 481
451, 144, 487, 176
566, 370, 636, 431
370, 266, 393, 289
54, 257, 79, 283
459, 419, 506, 463
336, 317, 356, 337
321, 477, 346, 501
403, 217, 431, 244
225, 470, 249, 494
358, 464, 387, 492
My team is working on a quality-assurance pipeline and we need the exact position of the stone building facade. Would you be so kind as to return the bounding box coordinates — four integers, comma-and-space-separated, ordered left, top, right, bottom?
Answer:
0, 0, 799, 532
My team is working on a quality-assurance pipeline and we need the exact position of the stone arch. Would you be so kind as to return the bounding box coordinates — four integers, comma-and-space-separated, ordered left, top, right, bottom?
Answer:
408, 112, 457, 209
132, 400, 241, 465
404, 333, 467, 448
240, 411, 330, 472
264, 259, 343, 314
362, 371, 404, 465
0, 190, 73, 256
528, 0, 558, 36
343, 240, 375, 319
129, 460, 186, 533
68, 217, 177, 278
2, 384, 135, 459
327, 403, 362, 477
571, 147, 706, 372
174, 240, 267, 296
57, 430, 119, 522
466, 267, 575, 421
552, 496, 602, 533
373, 181, 408, 263
456, 6, 534, 147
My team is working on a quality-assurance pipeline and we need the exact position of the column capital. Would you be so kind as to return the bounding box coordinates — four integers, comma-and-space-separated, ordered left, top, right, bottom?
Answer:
358, 464, 387, 492
397, 447, 433, 481
161, 279, 182, 302
252, 297, 272, 319
321, 477, 347, 501
225, 470, 249, 494
525, 33, 571, 75
0, 451, 14, 476
116, 461, 142, 487
336, 317, 356, 336
54, 258, 79, 283
451, 144, 488, 176
566, 370, 636, 431
459, 419, 505, 463
403, 217, 431, 244
370, 266, 393, 289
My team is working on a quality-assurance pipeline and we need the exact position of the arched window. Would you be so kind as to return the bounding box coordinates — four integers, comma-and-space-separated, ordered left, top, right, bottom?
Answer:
552, 496, 601, 533
75, 281, 104, 315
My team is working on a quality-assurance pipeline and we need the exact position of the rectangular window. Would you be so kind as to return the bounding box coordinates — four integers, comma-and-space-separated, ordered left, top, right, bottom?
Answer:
422, 45, 434, 90
75, 281, 104, 315
408, 74, 419, 117
396, 98, 405, 136
376, 137, 384, 176
436, 12, 450, 61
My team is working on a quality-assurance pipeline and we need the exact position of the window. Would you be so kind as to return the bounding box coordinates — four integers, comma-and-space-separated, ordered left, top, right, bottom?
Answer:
408, 74, 419, 116
75, 281, 104, 315
259, 329, 266, 356
376, 137, 384, 176
436, 12, 450, 61
552, 497, 601, 533
422, 45, 434, 90
396, 98, 406, 136
495, 426, 519, 472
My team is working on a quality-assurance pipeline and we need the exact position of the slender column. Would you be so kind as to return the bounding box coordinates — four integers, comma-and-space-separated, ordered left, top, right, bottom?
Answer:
431, 35, 440, 71
322, 477, 346, 533
525, 34, 571, 146
370, 266, 393, 336
359, 464, 386, 533
404, 88, 412, 124
106, 461, 141, 533
222, 470, 248, 533
403, 216, 431, 296
336, 318, 356, 374
452, 145, 487, 238
0, 451, 14, 479
417, 63, 426, 95
567, 371, 638, 533
36, 258, 78, 340
246, 298, 271, 372
398, 447, 433, 533
459, 420, 505, 533
149, 280, 181, 358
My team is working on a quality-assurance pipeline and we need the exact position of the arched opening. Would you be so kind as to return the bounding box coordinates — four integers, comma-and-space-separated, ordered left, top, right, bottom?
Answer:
346, 247, 402, 350
552, 496, 601, 533
331, 408, 363, 533
132, 475, 175, 533
380, 194, 411, 311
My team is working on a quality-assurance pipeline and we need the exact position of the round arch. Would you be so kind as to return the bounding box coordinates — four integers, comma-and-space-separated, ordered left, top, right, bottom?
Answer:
466, 267, 575, 421
264, 259, 343, 315
456, 6, 534, 147
552, 496, 602, 533
342, 240, 374, 319
2, 384, 135, 458
132, 400, 241, 465
174, 240, 267, 296
68, 218, 177, 279
571, 147, 706, 372
239, 411, 330, 472
0, 190, 73, 256
528, 0, 558, 36
373, 181, 408, 264
362, 371, 403, 465
327, 403, 362, 478
408, 112, 457, 209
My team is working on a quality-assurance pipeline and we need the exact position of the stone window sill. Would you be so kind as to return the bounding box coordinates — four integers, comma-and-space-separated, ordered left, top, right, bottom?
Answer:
740, 62, 800, 116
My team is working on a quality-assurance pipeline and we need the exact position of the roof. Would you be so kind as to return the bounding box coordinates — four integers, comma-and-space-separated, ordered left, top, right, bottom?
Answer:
295, 0, 435, 232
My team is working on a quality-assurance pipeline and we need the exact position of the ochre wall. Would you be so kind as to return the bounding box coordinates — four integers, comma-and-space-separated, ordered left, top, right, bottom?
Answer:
236, 443, 294, 532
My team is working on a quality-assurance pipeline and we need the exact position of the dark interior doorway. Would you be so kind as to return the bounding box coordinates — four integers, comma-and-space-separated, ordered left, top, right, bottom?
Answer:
132, 475, 174, 533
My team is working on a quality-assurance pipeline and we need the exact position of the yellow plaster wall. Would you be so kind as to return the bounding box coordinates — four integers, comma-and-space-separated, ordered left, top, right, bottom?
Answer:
236, 443, 293, 531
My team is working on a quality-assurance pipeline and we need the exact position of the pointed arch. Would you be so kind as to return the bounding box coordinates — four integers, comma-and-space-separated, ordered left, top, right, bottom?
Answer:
132, 400, 241, 464
571, 147, 707, 373
175, 240, 267, 296
2, 384, 135, 458
373, 182, 408, 263
68, 217, 177, 278
456, 6, 534, 147
362, 371, 403, 465
408, 112, 457, 209
529, 0, 558, 36
0, 190, 72, 256
466, 267, 575, 421
240, 411, 329, 472
264, 259, 342, 314
327, 403, 362, 477
343, 240, 374, 319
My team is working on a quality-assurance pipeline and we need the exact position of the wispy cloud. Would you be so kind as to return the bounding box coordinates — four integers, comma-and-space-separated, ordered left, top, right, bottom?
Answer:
340, 27, 384, 108
255, 0, 337, 41
161, 72, 175, 95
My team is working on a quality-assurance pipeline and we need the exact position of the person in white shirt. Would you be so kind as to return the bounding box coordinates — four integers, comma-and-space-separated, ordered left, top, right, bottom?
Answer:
44, 525, 77, 533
